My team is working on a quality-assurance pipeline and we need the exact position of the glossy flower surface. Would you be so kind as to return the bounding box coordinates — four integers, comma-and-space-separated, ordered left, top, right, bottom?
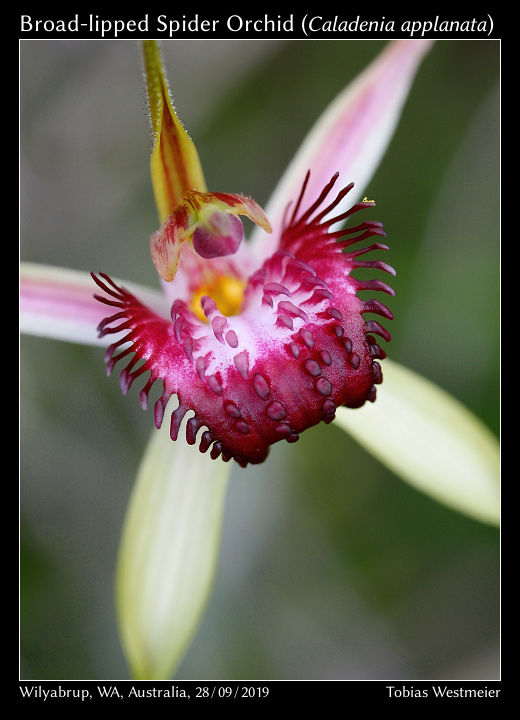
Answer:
94, 171, 394, 466
20, 39, 499, 680
88, 41, 403, 468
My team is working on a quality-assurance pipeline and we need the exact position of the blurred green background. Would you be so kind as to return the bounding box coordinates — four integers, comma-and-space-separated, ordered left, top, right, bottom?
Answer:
20, 39, 499, 679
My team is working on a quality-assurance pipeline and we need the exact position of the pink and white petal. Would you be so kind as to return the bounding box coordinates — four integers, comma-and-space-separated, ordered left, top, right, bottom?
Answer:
334, 359, 499, 526
20, 263, 168, 346
249, 40, 433, 261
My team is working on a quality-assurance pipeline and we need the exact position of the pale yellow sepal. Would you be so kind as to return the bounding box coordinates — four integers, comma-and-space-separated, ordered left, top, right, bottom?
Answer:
334, 359, 499, 526
116, 401, 231, 679
142, 40, 207, 222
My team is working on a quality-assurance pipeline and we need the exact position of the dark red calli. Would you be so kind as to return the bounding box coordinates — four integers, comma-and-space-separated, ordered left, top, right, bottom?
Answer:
93, 172, 394, 467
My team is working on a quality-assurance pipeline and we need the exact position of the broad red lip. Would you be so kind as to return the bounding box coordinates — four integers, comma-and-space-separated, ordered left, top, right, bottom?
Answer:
93, 173, 394, 467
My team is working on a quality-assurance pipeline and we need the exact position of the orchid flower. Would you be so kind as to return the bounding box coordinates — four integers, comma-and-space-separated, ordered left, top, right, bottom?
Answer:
20, 39, 499, 680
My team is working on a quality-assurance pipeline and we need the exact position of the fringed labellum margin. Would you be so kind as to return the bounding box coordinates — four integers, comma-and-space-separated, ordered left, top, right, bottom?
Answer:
93, 172, 394, 467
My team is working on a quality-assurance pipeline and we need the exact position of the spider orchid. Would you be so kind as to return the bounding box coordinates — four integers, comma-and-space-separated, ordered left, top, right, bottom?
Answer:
20, 40, 499, 680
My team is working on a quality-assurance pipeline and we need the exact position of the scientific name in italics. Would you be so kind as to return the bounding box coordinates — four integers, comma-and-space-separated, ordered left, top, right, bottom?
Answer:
20, 13, 493, 39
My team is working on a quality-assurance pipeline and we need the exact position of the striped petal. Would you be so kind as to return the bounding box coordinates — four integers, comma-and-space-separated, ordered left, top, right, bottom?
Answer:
249, 39, 433, 262
334, 359, 499, 526
143, 40, 271, 285
116, 404, 231, 679
143, 40, 207, 223
20, 263, 167, 346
